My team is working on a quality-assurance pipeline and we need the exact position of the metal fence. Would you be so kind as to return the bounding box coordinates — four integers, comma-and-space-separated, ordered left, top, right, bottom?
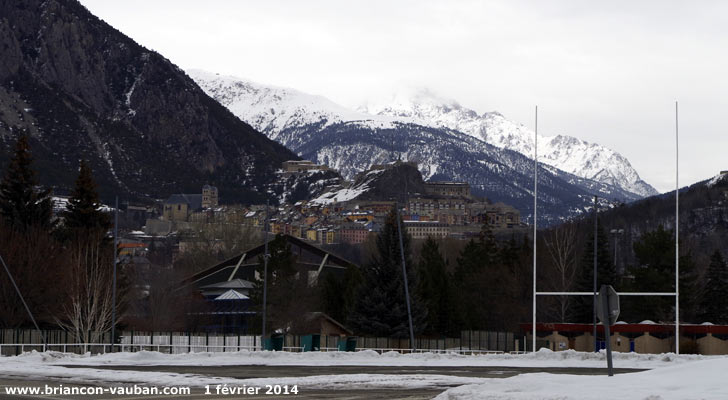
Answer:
0, 329, 112, 356
1, 329, 521, 356
118, 331, 262, 354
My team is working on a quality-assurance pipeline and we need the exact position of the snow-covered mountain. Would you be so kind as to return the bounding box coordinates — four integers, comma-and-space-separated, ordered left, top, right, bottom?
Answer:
361, 90, 657, 198
189, 70, 656, 224
188, 70, 397, 141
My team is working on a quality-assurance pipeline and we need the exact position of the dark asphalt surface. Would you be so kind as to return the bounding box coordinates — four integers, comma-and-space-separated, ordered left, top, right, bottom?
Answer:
0, 365, 646, 399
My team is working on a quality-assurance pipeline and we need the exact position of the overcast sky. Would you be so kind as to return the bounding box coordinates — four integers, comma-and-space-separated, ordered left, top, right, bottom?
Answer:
80, 0, 728, 193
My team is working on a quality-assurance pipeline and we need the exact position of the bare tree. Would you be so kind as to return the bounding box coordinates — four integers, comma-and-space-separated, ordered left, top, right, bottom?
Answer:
544, 223, 578, 321
56, 232, 116, 346
175, 223, 261, 275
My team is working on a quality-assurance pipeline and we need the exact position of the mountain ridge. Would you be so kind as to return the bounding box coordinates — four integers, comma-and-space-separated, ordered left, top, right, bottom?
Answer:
361, 89, 658, 198
0, 0, 297, 203
190, 70, 655, 224
190, 70, 656, 199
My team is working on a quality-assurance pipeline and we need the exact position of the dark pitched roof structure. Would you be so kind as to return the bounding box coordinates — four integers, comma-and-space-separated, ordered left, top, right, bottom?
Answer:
165, 194, 203, 210
178, 234, 358, 290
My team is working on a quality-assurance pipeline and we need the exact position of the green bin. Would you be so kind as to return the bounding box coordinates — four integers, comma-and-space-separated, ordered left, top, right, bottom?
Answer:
264, 335, 284, 351
301, 334, 321, 352
337, 336, 357, 352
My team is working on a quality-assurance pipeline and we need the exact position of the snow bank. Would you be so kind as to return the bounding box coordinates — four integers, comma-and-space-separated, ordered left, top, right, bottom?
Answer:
1, 348, 713, 369
435, 357, 728, 400
0, 349, 725, 394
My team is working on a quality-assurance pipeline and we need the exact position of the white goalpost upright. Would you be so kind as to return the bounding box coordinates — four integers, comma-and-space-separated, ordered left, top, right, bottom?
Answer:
532, 106, 538, 354
531, 104, 681, 355
675, 101, 680, 355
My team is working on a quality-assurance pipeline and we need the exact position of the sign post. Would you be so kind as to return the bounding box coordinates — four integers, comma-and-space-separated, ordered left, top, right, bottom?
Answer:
597, 284, 620, 376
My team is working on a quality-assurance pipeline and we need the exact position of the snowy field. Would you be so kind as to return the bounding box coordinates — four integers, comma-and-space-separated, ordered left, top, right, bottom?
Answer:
435, 357, 728, 400
0, 349, 725, 399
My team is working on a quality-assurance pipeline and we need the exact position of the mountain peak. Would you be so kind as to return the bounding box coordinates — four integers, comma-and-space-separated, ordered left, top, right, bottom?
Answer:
360, 87, 475, 122
191, 71, 658, 200
363, 92, 658, 198
188, 69, 397, 140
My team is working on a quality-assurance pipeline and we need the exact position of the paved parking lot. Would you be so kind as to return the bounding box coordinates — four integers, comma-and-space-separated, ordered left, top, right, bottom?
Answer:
0, 365, 644, 399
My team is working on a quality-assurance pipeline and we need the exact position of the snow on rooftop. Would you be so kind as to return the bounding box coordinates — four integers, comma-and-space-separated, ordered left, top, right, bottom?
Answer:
214, 290, 249, 301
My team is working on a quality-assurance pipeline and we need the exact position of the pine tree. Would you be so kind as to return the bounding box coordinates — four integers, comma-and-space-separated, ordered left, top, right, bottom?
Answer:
320, 264, 362, 325
0, 135, 53, 230
699, 250, 728, 324
452, 224, 506, 330
252, 234, 299, 333
348, 207, 427, 337
416, 237, 457, 336
62, 160, 110, 232
54, 160, 117, 340
622, 225, 697, 322
453, 239, 485, 329
572, 221, 614, 322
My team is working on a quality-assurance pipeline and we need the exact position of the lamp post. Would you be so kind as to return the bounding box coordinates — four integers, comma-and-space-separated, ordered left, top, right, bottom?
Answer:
610, 229, 624, 274
261, 199, 270, 347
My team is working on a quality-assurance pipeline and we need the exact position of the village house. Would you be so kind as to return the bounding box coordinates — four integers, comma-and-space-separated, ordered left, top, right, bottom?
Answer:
282, 160, 330, 175
339, 222, 373, 244
162, 185, 218, 222
403, 220, 450, 240
424, 181, 471, 198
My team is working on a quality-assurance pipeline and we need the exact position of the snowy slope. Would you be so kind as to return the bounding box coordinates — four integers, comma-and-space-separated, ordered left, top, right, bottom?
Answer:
190, 70, 654, 199
361, 89, 658, 198
189, 70, 653, 224
188, 70, 397, 143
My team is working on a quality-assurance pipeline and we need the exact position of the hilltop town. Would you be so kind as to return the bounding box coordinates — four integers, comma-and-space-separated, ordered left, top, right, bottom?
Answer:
101, 160, 521, 262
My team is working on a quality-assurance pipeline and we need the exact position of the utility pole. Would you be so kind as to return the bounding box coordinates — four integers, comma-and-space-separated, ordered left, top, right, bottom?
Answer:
593, 195, 598, 352
396, 207, 416, 352
262, 199, 270, 348
111, 196, 118, 350
610, 229, 624, 273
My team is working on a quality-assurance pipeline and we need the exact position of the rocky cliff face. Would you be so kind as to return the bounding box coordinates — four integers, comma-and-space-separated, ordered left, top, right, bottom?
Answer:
191, 71, 658, 224
0, 0, 297, 202
192, 71, 657, 200
362, 90, 658, 199
311, 162, 427, 205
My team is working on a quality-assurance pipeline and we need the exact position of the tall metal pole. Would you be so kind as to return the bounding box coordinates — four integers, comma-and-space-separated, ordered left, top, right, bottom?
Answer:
0, 254, 46, 347
396, 207, 416, 351
262, 199, 270, 346
532, 105, 538, 353
111, 196, 118, 349
593, 195, 598, 352
675, 101, 680, 355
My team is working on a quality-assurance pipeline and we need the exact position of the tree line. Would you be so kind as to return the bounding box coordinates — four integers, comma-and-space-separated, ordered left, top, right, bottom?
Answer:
249, 204, 728, 340
0, 135, 118, 342
3, 134, 725, 341
541, 217, 728, 325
